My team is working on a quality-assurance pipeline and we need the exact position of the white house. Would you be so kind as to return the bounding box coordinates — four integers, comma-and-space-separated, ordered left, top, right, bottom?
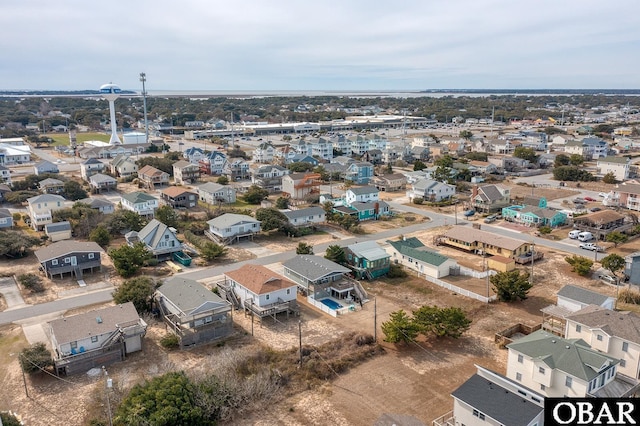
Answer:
0, 165, 11, 186
557, 284, 615, 312
198, 182, 237, 204
252, 142, 276, 163
206, 213, 260, 243
282, 207, 326, 227
120, 192, 159, 218
406, 178, 455, 202
34, 160, 59, 175
224, 264, 298, 308
385, 237, 457, 279
596, 156, 631, 181
344, 186, 379, 205
0, 142, 31, 164
125, 219, 182, 258
27, 193, 67, 230
80, 158, 106, 181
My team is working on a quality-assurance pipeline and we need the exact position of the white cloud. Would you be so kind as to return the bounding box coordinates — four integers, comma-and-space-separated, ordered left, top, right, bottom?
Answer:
0, 0, 638, 90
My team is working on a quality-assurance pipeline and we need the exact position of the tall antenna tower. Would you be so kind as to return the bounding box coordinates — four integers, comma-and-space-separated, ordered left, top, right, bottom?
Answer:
140, 73, 149, 143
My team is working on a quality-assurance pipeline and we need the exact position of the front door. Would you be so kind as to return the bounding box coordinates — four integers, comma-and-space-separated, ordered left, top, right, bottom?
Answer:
70, 256, 77, 266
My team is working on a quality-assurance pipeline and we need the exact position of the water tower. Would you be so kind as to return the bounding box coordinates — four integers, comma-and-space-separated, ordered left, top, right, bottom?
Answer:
99, 83, 122, 145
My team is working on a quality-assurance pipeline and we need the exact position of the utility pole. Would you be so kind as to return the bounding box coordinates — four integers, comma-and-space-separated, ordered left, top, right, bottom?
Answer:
20, 354, 29, 398
374, 296, 377, 342
530, 241, 535, 286
139, 72, 149, 144
298, 320, 303, 365
102, 366, 113, 426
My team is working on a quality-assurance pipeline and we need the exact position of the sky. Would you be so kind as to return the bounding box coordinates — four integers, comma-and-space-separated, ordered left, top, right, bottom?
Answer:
1, 0, 639, 92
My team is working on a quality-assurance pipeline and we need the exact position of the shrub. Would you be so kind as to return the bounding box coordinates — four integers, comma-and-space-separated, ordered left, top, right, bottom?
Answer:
619, 288, 640, 305
160, 333, 180, 349
20, 343, 53, 373
404, 215, 416, 222
412, 197, 424, 205
387, 263, 408, 278
18, 273, 45, 293
538, 226, 552, 234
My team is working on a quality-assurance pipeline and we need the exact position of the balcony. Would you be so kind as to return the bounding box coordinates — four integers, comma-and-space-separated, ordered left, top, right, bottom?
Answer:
432, 411, 455, 426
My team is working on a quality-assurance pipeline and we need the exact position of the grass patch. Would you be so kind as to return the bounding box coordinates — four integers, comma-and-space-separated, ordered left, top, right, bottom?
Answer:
44, 132, 110, 146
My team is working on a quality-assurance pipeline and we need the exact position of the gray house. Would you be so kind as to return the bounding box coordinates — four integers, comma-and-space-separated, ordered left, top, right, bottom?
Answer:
0, 208, 13, 228
155, 277, 233, 348
625, 252, 640, 285
34, 160, 59, 175
89, 173, 117, 193
198, 182, 237, 204
206, 213, 260, 244
35, 241, 104, 279
77, 197, 115, 214
282, 255, 352, 300
125, 219, 182, 259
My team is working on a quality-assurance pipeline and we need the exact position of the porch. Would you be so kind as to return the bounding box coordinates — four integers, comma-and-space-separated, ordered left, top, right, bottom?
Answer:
432, 411, 455, 426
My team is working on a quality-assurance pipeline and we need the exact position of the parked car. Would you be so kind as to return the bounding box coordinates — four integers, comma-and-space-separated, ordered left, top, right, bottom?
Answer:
590, 207, 602, 212
584, 196, 596, 202
484, 214, 497, 223
464, 210, 476, 217
598, 192, 608, 197
599, 274, 617, 285
574, 197, 586, 203
580, 242, 604, 252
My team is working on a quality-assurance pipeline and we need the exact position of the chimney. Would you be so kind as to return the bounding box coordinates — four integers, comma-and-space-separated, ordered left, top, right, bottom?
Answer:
472, 185, 479, 199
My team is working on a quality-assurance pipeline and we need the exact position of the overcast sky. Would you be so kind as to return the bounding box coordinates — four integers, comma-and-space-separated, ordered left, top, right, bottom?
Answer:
1, 0, 638, 92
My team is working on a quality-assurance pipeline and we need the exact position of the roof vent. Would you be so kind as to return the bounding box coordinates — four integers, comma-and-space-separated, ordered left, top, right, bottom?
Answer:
96, 316, 103, 324
566, 345, 570, 349
551, 340, 556, 343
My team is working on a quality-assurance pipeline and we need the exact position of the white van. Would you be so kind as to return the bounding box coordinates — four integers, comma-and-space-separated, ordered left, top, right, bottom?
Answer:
569, 230, 581, 239
578, 232, 593, 242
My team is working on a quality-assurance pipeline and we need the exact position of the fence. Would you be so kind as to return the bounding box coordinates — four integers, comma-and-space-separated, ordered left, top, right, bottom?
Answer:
458, 266, 497, 279
424, 275, 497, 303
307, 296, 338, 317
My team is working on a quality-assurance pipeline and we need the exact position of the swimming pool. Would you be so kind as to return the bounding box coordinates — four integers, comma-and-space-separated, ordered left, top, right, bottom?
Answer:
320, 298, 343, 310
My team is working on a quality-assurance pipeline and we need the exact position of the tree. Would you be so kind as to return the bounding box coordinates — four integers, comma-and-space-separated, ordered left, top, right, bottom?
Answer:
381, 310, 420, 344
200, 242, 227, 261
412, 305, 471, 339
287, 162, 314, 173
104, 209, 147, 234
20, 343, 53, 374
569, 154, 584, 166
242, 185, 269, 204
565, 255, 593, 276
602, 172, 618, 184
465, 152, 488, 162
601, 253, 625, 284
112, 276, 156, 313
89, 225, 111, 247
490, 270, 532, 302
552, 166, 595, 182
216, 175, 229, 185
459, 130, 473, 140
62, 180, 88, 201
255, 208, 288, 231
324, 245, 346, 265
18, 273, 45, 293
0, 230, 41, 258
413, 160, 427, 171
136, 156, 174, 176
606, 231, 628, 247
275, 196, 289, 209
114, 372, 211, 426
554, 154, 570, 167
155, 205, 179, 229
296, 242, 313, 255
385, 162, 393, 174
0, 412, 22, 426
109, 242, 151, 278
5, 190, 39, 204
538, 226, 552, 234
513, 147, 539, 163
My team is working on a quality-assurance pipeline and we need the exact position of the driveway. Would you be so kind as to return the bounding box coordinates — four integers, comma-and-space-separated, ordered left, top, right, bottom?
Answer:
0, 276, 27, 310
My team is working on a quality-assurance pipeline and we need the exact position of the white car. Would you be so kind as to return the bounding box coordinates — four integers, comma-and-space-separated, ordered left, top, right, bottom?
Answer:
598, 192, 608, 197
599, 274, 617, 285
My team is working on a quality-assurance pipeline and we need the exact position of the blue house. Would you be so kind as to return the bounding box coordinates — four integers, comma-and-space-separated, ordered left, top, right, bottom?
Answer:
349, 201, 391, 221
344, 161, 374, 184
502, 205, 567, 228
345, 241, 390, 279
287, 154, 319, 166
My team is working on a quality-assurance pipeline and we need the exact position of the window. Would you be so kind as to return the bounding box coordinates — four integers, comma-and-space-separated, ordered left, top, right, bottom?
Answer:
51, 259, 58, 266
597, 334, 603, 341
623, 342, 629, 352
518, 354, 523, 363
64, 257, 71, 263
88, 253, 94, 259
620, 359, 626, 368
538, 366, 545, 375
516, 372, 522, 381
91, 336, 98, 343
565, 377, 572, 387
266, 294, 270, 301
540, 384, 546, 391
286, 289, 291, 295
576, 324, 582, 332
70, 341, 77, 349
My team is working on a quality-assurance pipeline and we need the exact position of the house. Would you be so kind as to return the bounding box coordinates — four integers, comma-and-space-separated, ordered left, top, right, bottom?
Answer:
361, 149, 382, 164
573, 209, 630, 240
344, 161, 374, 184
501, 205, 567, 227
34, 160, 59, 175
310, 137, 333, 161
370, 173, 406, 192
441, 226, 531, 258
609, 183, 640, 210
506, 329, 639, 398
0, 184, 11, 202
44, 221, 72, 242
110, 154, 138, 177
161, 186, 198, 208
27, 193, 67, 230
344, 186, 379, 205
198, 182, 237, 205
408, 146, 430, 162
120, 192, 159, 218
172, 160, 200, 184
283, 255, 352, 298
77, 197, 115, 214
0, 208, 14, 228
282, 206, 325, 227
206, 213, 260, 244
252, 142, 276, 163
433, 365, 544, 426
345, 241, 390, 279
154, 277, 233, 348
566, 137, 609, 159
386, 237, 457, 279
468, 160, 497, 174
223, 157, 250, 180
138, 165, 170, 188
406, 178, 455, 203
125, 219, 182, 259
48, 302, 147, 376
346, 200, 391, 221
625, 251, 640, 285
291, 140, 312, 156
282, 173, 322, 200
223, 264, 298, 320
0, 142, 31, 164
251, 164, 289, 192
541, 284, 615, 336
597, 156, 631, 181
0, 165, 11, 186
34, 240, 103, 279
471, 184, 511, 213
183, 147, 206, 164
80, 158, 106, 181
38, 178, 64, 194
287, 154, 319, 167
565, 306, 640, 379
198, 151, 227, 175
89, 173, 117, 193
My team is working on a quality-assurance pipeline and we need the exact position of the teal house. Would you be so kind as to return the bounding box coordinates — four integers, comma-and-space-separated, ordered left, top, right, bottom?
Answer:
345, 241, 390, 279
502, 205, 567, 228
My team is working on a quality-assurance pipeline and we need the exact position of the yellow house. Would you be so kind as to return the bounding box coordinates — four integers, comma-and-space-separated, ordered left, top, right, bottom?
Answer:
442, 226, 531, 258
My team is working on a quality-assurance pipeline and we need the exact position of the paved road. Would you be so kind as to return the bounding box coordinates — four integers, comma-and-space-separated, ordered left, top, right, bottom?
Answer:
0, 287, 114, 326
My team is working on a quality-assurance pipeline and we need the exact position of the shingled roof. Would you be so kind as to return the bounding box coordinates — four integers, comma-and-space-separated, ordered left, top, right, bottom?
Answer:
225, 264, 296, 295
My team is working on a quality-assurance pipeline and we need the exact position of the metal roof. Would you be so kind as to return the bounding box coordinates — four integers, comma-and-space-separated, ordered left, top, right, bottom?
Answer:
35, 241, 103, 263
